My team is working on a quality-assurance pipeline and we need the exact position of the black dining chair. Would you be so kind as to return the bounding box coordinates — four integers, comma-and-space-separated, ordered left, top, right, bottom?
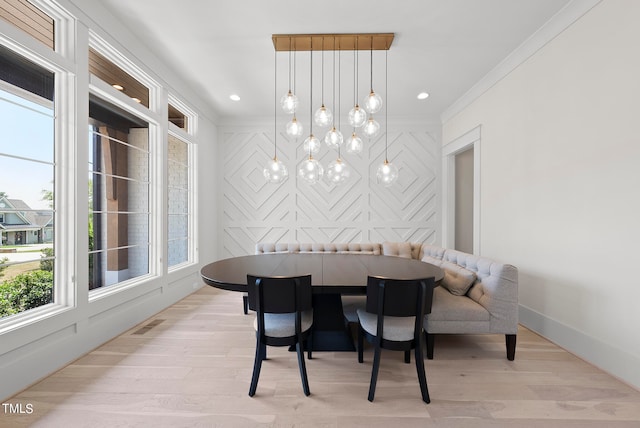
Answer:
357, 275, 435, 403
246, 274, 314, 397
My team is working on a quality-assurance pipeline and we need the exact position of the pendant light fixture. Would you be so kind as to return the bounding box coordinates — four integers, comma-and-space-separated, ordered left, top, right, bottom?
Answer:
362, 116, 381, 138
324, 40, 343, 149
326, 47, 349, 184
346, 45, 364, 154
299, 46, 323, 184
285, 48, 304, 138
264, 50, 288, 183
345, 131, 363, 154
376, 50, 398, 186
348, 39, 367, 128
362, 44, 381, 138
314, 39, 332, 128
280, 38, 298, 114
270, 33, 395, 184
326, 156, 350, 184
363, 44, 383, 114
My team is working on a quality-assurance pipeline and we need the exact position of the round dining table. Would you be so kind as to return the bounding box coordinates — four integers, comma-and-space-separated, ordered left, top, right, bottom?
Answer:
200, 253, 443, 351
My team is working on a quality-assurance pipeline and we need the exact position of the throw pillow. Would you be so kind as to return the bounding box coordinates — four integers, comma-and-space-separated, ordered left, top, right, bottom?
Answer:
382, 241, 412, 259
441, 261, 477, 296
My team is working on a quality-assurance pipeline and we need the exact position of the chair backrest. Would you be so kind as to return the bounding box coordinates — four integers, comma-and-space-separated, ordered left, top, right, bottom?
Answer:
365, 276, 435, 319
247, 274, 313, 314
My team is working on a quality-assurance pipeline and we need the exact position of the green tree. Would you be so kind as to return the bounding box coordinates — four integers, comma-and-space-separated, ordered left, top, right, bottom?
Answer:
41, 187, 53, 209
0, 257, 8, 278
0, 270, 53, 317
40, 248, 54, 272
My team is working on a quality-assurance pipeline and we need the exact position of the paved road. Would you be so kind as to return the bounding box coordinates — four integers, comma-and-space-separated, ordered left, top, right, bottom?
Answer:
0, 244, 53, 264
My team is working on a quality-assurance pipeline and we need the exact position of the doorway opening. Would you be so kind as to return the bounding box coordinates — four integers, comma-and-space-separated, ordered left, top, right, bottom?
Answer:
442, 126, 481, 254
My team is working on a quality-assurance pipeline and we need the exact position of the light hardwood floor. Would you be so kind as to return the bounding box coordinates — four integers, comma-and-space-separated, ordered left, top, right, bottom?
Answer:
3, 286, 640, 427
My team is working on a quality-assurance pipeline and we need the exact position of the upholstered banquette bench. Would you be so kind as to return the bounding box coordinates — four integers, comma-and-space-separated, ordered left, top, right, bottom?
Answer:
254, 242, 519, 360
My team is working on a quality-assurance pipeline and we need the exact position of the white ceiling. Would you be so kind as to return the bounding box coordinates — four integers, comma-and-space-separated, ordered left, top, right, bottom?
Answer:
97, 0, 572, 123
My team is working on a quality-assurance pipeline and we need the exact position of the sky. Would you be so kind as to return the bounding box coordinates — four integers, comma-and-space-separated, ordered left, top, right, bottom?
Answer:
0, 89, 54, 210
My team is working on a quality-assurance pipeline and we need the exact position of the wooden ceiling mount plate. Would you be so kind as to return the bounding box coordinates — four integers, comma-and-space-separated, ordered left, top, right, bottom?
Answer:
272, 33, 394, 51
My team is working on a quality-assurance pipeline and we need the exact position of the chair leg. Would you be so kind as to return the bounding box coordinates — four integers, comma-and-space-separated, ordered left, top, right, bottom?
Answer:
243, 294, 248, 315
260, 342, 267, 361
307, 330, 313, 360
414, 333, 431, 403
248, 338, 264, 397
296, 341, 311, 396
357, 325, 364, 363
425, 332, 434, 359
368, 339, 382, 402
506, 334, 517, 361
404, 350, 410, 363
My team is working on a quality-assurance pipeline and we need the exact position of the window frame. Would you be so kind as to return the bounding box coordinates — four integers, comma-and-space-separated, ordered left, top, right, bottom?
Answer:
87, 35, 163, 300
0, 6, 75, 330
166, 93, 198, 272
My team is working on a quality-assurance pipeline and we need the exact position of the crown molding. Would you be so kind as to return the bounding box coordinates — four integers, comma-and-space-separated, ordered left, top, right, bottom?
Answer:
440, 0, 602, 124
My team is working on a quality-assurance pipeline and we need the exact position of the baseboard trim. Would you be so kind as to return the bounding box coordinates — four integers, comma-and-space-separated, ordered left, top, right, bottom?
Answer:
519, 304, 640, 391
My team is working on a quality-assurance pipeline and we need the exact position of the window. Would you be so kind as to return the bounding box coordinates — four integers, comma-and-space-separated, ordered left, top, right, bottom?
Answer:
167, 96, 196, 269
88, 96, 150, 290
168, 103, 187, 129
167, 134, 190, 267
0, 0, 54, 50
0, 45, 55, 319
89, 48, 149, 108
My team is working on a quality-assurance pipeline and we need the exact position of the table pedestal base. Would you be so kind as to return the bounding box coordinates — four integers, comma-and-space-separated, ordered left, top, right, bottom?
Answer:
297, 294, 355, 352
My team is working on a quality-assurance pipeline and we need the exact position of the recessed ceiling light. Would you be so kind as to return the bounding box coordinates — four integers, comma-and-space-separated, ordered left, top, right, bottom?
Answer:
132, 97, 141, 103
230, 94, 241, 101
112, 84, 124, 91
417, 92, 429, 100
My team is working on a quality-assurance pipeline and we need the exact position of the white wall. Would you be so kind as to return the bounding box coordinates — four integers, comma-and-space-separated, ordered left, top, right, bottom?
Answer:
0, 0, 219, 401
442, 0, 640, 389
219, 121, 441, 256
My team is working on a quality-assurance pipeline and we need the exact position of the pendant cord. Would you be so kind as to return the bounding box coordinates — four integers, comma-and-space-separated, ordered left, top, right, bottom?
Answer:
321, 38, 325, 106
352, 47, 356, 134
385, 49, 388, 162
370, 45, 373, 92
355, 36, 359, 105
288, 37, 292, 92
309, 46, 313, 158
274, 49, 277, 159
335, 41, 341, 159
332, 39, 336, 126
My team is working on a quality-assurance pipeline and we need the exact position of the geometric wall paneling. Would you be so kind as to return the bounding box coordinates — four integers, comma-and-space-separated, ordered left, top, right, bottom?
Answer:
223, 226, 289, 258
296, 227, 362, 244
368, 226, 437, 245
220, 123, 440, 256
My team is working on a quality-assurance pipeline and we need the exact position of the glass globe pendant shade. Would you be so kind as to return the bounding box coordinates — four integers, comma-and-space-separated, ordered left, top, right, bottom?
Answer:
362, 117, 380, 138
314, 104, 332, 127
345, 132, 363, 154
302, 134, 321, 155
363, 90, 383, 114
298, 156, 324, 184
285, 116, 304, 138
326, 158, 350, 185
348, 104, 367, 128
263, 157, 288, 184
280, 90, 298, 114
376, 160, 399, 187
324, 127, 344, 149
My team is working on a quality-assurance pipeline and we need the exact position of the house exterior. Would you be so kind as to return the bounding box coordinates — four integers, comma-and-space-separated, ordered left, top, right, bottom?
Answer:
0, 197, 53, 246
